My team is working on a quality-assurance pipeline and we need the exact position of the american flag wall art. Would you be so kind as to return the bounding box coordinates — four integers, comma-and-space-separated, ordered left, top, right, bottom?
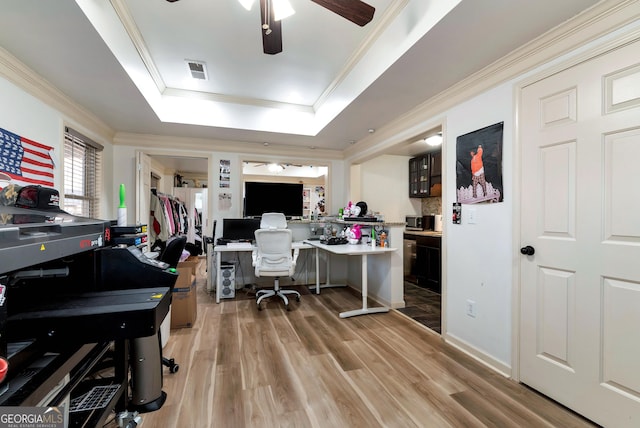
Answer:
0, 127, 54, 190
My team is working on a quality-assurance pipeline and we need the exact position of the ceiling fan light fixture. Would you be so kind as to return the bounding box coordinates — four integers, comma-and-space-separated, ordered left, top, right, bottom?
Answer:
272, 0, 295, 21
268, 163, 284, 172
238, 0, 255, 11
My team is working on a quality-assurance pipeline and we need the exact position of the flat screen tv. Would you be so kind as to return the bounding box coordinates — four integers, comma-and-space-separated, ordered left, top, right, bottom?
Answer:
244, 182, 303, 218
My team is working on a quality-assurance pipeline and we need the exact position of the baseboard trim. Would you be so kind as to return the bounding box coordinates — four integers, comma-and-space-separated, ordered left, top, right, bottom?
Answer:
443, 332, 512, 378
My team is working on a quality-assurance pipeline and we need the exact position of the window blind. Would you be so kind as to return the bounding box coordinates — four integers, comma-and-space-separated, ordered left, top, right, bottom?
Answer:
63, 127, 102, 218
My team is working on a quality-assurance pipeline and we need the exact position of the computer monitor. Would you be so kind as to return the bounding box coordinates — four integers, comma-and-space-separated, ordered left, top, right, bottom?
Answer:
243, 182, 303, 218
222, 218, 261, 242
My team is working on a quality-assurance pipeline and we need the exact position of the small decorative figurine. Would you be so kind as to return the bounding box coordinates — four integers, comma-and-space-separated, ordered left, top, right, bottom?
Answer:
346, 224, 362, 244
345, 201, 353, 217
379, 231, 387, 248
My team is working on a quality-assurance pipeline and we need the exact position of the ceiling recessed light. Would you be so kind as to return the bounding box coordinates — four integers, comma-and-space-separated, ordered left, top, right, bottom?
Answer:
368, 129, 375, 133
263, 142, 269, 146
425, 133, 443, 146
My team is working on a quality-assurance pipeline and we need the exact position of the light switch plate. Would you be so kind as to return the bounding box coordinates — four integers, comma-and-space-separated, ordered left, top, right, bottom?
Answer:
468, 208, 477, 224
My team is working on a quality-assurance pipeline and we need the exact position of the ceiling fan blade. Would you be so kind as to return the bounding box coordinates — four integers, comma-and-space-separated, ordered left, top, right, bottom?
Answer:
260, 0, 283, 54
311, 0, 375, 27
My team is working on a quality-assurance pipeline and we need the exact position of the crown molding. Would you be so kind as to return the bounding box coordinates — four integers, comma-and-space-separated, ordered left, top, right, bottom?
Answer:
346, 0, 640, 163
110, 0, 166, 93
314, 0, 409, 110
113, 131, 345, 160
0, 46, 115, 143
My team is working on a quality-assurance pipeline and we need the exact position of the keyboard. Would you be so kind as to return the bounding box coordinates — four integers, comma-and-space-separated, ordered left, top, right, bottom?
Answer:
321, 237, 348, 245
342, 217, 382, 222
226, 242, 253, 249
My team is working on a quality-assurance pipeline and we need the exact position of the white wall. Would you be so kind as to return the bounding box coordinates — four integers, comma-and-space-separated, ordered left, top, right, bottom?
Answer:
0, 79, 64, 191
356, 154, 414, 221
112, 145, 137, 223
0, 77, 115, 219
442, 84, 514, 367
349, 164, 361, 203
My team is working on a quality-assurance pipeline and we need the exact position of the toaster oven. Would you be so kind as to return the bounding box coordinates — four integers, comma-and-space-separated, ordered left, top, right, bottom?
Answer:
405, 216, 423, 230
406, 215, 436, 231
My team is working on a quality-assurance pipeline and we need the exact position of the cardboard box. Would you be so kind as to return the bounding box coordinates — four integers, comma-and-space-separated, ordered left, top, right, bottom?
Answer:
171, 266, 197, 328
177, 256, 199, 276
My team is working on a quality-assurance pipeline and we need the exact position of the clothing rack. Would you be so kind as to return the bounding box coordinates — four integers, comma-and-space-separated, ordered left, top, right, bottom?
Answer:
149, 190, 188, 246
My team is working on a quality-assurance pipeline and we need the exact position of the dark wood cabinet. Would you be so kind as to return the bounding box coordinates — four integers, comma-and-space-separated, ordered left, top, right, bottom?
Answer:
409, 150, 441, 198
415, 235, 441, 293
429, 151, 442, 196
409, 154, 429, 197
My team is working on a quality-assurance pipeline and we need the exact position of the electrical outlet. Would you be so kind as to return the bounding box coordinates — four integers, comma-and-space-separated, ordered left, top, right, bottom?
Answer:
466, 299, 476, 318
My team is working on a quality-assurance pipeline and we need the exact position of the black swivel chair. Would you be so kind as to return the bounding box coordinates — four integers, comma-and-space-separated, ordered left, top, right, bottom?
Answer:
159, 235, 187, 268
158, 235, 187, 373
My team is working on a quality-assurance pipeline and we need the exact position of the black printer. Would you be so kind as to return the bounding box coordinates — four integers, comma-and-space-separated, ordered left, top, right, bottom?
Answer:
0, 187, 175, 425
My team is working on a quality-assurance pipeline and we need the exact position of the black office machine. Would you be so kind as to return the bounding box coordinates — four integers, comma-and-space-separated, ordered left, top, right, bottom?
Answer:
0, 186, 176, 426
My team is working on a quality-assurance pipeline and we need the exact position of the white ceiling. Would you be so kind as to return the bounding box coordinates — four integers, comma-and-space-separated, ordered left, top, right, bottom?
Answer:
0, 0, 602, 161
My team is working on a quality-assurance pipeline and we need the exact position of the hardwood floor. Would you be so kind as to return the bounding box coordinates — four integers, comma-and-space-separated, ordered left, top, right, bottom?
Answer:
138, 262, 597, 428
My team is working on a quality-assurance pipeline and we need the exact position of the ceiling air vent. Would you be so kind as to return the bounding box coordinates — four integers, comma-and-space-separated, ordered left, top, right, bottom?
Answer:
186, 60, 208, 80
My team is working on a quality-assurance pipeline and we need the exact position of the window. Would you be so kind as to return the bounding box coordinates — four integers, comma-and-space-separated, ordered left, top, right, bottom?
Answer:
63, 127, 102, 217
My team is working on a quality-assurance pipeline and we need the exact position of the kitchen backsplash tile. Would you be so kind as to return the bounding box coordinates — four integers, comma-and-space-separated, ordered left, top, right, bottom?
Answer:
422, 196, 442, 215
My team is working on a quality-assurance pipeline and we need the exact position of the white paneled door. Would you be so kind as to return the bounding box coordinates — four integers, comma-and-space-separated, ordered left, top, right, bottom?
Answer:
519, 38, 640, 427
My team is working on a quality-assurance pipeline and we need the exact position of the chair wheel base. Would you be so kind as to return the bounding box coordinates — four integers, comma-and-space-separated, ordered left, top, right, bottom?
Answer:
255, 288, 300, 311
163, 357, 179, 374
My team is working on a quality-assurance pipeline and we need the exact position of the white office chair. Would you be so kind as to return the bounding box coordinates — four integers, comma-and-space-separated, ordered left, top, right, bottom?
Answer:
252, 213, 300, 310
259, 212, 288, 229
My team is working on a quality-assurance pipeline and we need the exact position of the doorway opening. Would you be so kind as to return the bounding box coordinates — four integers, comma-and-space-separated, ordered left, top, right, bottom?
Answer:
137, 152, 210, 255
390, 126, 443, 335
398, 282, 442, 334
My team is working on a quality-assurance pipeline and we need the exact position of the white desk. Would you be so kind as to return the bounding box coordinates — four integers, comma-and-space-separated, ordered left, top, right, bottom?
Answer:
213, 241, 314, 303
303, 241, 397, 318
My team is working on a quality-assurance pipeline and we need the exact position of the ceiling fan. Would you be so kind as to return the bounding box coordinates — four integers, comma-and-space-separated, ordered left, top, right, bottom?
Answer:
257, 0, 376, 54
165, 1, 375, 54
250, 161, 304, 170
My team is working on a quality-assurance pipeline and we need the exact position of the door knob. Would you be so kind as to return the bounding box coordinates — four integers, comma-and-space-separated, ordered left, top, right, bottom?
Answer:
520, 245, 535, 256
